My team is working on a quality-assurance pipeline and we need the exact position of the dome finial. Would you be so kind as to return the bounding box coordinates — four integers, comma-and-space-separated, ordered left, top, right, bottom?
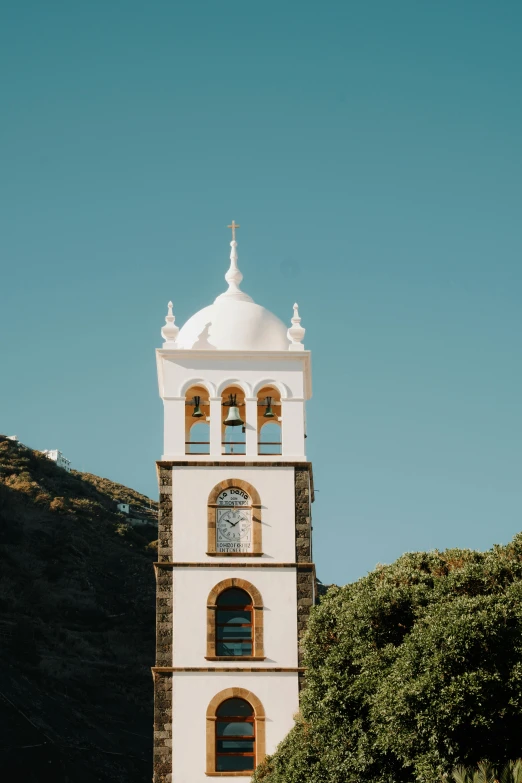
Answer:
225, 220, 243, 293
287, 302, 305, 350
228, 219, 240, 241
215, 221, 254, 303
161, 300, 180, 347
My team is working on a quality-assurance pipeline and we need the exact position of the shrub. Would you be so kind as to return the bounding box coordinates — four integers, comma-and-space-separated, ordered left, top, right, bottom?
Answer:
253, 539, 522, 783
449, 759, 522, 783
49, 496, 68, 513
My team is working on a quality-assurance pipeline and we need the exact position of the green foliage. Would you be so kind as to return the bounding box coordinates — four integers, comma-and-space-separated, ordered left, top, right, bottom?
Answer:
254, 544, 522, 783
114, 520, 157, 548
449, 759, 522, 783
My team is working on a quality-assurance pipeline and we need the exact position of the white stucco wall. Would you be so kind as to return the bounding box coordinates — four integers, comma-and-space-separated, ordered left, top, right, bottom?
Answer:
157, 351, 311, 459
171, 671, 299, 783
172, 567, 298, 667
160, 354, 308, 401
168, 467, 301, 778
171, 466, 296, 563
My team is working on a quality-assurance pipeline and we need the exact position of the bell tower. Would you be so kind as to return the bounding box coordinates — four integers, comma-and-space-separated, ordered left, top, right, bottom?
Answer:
153, 225, 315, 783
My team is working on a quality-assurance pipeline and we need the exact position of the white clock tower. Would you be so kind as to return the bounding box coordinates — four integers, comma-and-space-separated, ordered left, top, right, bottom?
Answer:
153, 223, 315, 783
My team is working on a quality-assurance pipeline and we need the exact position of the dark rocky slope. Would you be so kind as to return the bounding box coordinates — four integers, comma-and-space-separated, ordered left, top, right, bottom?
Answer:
0, 436, 157, 782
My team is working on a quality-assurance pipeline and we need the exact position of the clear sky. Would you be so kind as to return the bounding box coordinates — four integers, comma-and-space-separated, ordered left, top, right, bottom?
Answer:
1, 1, 521, 586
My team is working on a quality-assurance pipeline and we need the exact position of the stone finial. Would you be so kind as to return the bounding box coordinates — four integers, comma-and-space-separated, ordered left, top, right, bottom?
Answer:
161, 301, 180, 347
214, 221, 254, 303
287, 302, 305, 350
224, 239, 243, 295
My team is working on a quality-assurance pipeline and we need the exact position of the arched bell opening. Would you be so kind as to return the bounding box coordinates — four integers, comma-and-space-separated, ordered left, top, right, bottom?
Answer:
221, 385, 246, 455
256, 386, 282, 455
185, 384, 210, 454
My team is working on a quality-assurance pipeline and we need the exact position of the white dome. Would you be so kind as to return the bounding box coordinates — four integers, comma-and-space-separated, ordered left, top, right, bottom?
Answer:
177, 298, 290, 351
161, 232, 304, 352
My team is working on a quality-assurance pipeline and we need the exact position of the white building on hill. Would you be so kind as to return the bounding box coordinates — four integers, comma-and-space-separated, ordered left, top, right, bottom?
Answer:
42, 449, 71, 472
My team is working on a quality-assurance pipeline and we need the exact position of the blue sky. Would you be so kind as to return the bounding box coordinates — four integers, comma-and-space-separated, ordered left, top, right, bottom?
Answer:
1, 1, 521, 585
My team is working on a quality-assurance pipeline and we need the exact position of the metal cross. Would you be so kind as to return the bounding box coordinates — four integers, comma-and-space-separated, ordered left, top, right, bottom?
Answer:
227, 220, 240, 240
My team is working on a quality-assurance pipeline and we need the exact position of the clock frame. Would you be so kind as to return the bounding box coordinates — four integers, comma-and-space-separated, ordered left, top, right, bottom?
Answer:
207, 478, 263, 556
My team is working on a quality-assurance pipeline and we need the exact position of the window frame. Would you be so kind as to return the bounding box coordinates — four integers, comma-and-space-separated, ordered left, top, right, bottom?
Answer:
206, 689, 266, 777
206, 579, 264, 661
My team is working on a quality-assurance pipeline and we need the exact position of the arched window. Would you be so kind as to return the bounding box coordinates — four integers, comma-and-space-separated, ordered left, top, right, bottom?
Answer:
187, 421, 210, 454
256, 385, 282, 454
206, 689, 266, 774
216, 588, 252, 656
258, 421, 282, 455
184, 385, 210, 454
206, 579, 264, 660
215, 698, 255, 772
207, 479, 263, 556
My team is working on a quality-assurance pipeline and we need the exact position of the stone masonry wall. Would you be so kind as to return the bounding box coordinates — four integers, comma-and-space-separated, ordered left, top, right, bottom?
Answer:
153, 671, 172, 783
295, 466, 315, 670
155, 565, 173, 666
154, 465, 173, 783
158, 466, 173, 563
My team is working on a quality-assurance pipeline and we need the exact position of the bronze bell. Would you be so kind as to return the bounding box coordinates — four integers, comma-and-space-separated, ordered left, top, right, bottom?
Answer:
192, 396, 204, 418
223, 394, 244, 427
263, 396, 275, 418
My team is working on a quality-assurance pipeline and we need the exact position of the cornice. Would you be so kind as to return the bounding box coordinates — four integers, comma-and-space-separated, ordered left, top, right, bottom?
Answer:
152, 666, 304, 673
154, 561, 316, 570
156, 348, 311, 360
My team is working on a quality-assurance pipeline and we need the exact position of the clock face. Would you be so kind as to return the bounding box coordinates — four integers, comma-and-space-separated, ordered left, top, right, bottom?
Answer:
216, 488, 252, 553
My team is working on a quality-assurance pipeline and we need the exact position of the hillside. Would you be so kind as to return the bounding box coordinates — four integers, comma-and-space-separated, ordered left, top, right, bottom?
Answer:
0, 436, 158, 782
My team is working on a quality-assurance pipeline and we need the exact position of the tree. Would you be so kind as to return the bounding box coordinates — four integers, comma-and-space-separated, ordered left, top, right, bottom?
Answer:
253, 536, 522, 783
450, 760, 522, 783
